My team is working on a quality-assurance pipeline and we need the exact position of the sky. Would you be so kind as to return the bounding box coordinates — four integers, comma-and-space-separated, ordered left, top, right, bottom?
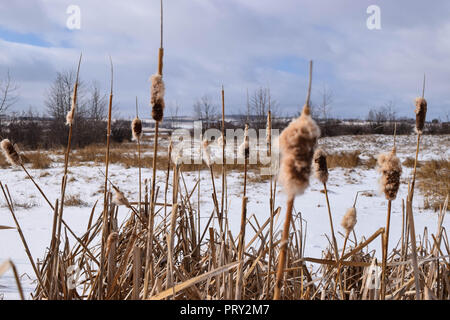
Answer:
0, 0, 449, 120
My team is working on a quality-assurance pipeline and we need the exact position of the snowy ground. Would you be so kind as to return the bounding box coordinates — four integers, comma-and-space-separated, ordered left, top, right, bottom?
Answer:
0, 134, 448, 299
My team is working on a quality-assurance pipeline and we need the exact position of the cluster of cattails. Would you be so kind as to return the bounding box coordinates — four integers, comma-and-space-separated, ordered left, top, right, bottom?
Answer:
1, 139, 21, 166
278, 105, 320, 197
112, 185, 131, 207
414, 97, 427, 134
341, 207, 357, 234
238, 124, 250, 160
202, 138, 212, 167
150, 74, 165, 122
313, 149, 328, 184
131, 117, 143, 141
377, 147, 402, 201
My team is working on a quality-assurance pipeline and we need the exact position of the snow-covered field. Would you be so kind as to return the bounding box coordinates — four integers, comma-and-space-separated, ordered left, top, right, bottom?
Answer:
0, 134, 448, 299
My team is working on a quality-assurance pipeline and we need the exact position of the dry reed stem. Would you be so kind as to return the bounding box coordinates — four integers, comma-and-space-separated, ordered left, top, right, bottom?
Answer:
274, 196, 294, 300
99, 56, 114, 299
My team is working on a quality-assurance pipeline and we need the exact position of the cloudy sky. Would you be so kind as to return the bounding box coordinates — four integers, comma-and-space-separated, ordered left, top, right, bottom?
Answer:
0, 0, 449, 120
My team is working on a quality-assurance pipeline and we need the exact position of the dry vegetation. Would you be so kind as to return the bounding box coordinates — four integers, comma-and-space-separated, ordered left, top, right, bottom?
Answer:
417, 159, 450, 211
0, 7, 448, 300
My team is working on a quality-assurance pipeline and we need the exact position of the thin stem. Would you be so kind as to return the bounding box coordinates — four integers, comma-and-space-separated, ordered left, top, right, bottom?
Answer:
381, 199, 392, 299
274, 196, 294, 300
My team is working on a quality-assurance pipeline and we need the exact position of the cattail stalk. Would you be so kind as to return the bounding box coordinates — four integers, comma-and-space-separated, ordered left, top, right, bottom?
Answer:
265, 110, 275, 298
132, 97, 143, 222
379, 126, 401, 299
144, 0, 164, 297
220, 85, 226, 233
235, 124, 249, 299
314, 149, 340, 298
99, 56, 114, 299
406, 76, 427, 300
275, 60, 319, 300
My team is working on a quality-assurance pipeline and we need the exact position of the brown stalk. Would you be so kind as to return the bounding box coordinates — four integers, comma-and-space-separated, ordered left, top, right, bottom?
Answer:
144, 1, 164, 296
99, 56, 114, 299
274, 196, 294, 300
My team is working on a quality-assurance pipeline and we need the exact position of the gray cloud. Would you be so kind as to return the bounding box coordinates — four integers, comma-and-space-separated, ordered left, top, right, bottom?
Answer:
0, 0, 449, 120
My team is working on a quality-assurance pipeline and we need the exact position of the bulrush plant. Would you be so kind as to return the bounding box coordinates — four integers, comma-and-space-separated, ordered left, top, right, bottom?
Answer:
313, 148, 341, 298
235, 123, 249, 299
132, 98, 143, 219
406, 76, 428, 300
336, 192, 359, 299
99, 56, 114, 299
144, 0, 166, 297
265, 109, 278, 298
377, 130, 402, 299
274, 60, 320, 300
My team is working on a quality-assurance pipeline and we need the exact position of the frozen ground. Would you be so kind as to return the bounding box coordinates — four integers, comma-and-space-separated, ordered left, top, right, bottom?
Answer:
0, 134, 448, 299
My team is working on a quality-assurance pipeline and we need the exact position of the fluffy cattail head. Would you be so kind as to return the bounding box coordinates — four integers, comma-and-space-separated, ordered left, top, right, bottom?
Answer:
106, 232, 119, 254
278, 106, 321, 197
171, 144, 183, 166
132, 117, 143, 141
239, 124, 250, 160
1, 139, 21, 166
414, 97, 427, 134
112, 186, 130, 207
66, 105, 75, 126
202, 138, 212, 167
150, 74, 165, 122
266, 111, 272, 144
341, 207, 357, 233
313, 148, 328, 184
217, 134, 225, 147
377, 149, 402, 200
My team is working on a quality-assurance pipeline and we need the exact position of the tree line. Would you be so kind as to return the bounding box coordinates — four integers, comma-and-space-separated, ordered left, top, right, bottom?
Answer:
0, 70, 131, 149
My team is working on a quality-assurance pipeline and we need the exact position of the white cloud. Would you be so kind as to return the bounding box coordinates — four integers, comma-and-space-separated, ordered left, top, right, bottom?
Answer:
0, 0, 449, 120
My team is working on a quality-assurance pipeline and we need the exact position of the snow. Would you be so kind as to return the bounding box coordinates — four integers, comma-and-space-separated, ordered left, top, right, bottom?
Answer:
0, 134, 448, 299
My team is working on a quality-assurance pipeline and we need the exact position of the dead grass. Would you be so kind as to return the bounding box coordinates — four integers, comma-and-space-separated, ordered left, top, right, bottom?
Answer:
23, 151, 52, 169
327, 151, 361, 169
403, 157, 422, 168
64, 194, 89, 207
416, 159, 449, 211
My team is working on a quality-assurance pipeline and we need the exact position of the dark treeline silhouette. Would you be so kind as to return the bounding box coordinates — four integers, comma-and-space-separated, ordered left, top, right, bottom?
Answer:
0, 69, 131, 149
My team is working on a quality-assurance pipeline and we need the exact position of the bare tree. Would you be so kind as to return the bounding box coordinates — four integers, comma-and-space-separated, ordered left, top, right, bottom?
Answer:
45, 69, 86, 120
0, 70, 19, 115
193, 95, 218, 127
367, 101, 396, 123
88, 81, 107, 121
317, 85, 333, 121
249, 87, 279, 129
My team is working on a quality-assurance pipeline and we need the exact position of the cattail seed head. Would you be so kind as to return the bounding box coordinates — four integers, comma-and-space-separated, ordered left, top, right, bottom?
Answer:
131, 117, 143, 141
66, 105, 75, 126
414, 97, 427, 134
313, 148, 328, 184
278, 105, 321, 197
239, 124, 250, 160
112, 186, 130, 207
150, 74, 165, 122
217, 134, 225, 147
106, 232, 119, 254
341, 207, 357, 233
202, 138, 212, 167
171, 144, 183, 166
1, 139, 21, 166
377, 149, 402, 200
266, 111, 272, 144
